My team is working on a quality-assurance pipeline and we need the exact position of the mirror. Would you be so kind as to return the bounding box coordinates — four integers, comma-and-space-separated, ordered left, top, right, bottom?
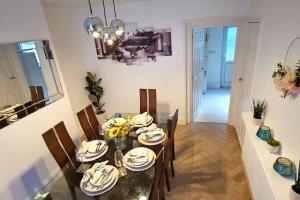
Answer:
0, 40, 64, 129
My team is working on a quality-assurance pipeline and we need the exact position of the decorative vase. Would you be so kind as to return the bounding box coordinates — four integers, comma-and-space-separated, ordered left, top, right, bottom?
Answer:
96, 113, 107, 124
273, 157, 294, 177
256, 126, 272, 141
290, 186, 300, 200
114, 136, 126, 150
266, 143, 280, 154
252, 117, 262, 126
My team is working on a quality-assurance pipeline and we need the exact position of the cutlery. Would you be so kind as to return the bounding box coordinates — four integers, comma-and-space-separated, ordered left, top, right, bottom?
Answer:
144, 133, 161, 138
96, 168, 114, 189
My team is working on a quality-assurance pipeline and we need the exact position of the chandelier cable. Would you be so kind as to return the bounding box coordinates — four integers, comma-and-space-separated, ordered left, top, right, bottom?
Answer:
88, 0, 93, 15
113, 0, 117, 18
102, 0, 108, 26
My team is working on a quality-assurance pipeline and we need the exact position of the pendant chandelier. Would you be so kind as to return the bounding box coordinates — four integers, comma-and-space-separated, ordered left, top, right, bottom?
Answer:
84, 0, 125, 46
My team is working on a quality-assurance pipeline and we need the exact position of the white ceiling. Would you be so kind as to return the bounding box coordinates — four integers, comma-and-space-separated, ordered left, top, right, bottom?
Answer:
42, 0, 151, 8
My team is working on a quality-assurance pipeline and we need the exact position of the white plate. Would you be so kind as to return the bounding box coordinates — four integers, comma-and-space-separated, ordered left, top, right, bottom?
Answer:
138, 133, 166, 146
77, 140, 108, 162
102, 118, 126, 129
81, 165, 119, 196
131, 117, 153, 128
123, 147, 156, 171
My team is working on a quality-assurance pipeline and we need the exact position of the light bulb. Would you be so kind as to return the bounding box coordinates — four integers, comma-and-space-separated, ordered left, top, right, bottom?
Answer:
84, 15, 104, 36
116, 29, 125, 36
107, 39, 114, 46
92, 31, 101, 38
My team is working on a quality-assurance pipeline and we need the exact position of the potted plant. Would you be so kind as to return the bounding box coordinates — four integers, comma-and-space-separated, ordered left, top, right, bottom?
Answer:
85, 72, 106, 123
251, 99, 266, 126
265, 138, 281, 154
290, 161, 300, 200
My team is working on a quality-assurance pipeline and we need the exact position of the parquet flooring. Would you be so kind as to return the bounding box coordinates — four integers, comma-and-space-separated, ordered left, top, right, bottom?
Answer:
165, 122, 252, 200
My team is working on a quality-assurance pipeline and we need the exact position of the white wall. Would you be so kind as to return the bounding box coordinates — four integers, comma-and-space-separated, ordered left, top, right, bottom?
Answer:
206, 27, 223, 89
0, 0, 80, 199
48, 0, 251, 124
251, 0, 300, 166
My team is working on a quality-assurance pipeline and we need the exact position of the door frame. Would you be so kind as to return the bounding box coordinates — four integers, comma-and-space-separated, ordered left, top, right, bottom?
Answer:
186, 16, 248, 125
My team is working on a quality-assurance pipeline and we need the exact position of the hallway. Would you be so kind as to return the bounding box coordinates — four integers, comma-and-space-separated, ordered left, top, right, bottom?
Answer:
194, 88, 231, 123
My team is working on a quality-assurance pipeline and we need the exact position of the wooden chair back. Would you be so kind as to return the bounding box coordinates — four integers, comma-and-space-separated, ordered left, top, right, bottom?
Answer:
54, 121, 76, 159
0, 117, 8, 129
85, 105, 99, 135
29, 86, 38, 104
168, 109, 178, 161
36, 86, 45, 108
42, 128, 69, 168
77, 109, 97, 141
139, 89, 148, 114
150, 148, 165, 200
14, 105, 26, 119
148, 89, 157, 123
24, 101, 35, 115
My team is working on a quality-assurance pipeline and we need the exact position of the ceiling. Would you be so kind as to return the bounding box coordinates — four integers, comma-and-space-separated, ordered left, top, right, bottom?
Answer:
42, 0, 151, 8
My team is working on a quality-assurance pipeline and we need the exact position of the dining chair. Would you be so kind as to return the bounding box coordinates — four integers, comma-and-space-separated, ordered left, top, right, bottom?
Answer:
85, 105, 100, 136
139, 89, 148, 114
148, 89, 157, 123
0, 117, 8, 129
42, 128, 69, 169
163, 138, 173, 192
14, 105, 27, 119
150, 148, 165, 200
77, 109, 97, 141
167, 109, 178, 177
36, 86, 46, 108
54, 121, 76, 159
24, 101, 35, 115
29, 86, 38, 104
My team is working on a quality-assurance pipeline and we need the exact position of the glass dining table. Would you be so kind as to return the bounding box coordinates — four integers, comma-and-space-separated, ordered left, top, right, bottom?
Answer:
34, 124, 166, 200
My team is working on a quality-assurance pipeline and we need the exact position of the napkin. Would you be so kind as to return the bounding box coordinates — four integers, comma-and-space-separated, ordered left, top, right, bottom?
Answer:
78, 141, 89, 155
142, 129, 164, 141
88, 141, 103, 153
132, 112, 148, 126
81, 161, 108, 184
136, 123, 157, 135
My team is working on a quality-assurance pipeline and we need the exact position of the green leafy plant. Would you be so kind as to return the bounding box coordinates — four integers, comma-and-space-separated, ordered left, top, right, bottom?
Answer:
85, 71, 105, 115
266, 138, 280, 147
252, 99, 266, 119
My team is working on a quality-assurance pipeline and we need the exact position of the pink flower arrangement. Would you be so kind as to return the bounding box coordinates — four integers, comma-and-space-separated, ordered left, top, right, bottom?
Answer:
272, 61, 300, 98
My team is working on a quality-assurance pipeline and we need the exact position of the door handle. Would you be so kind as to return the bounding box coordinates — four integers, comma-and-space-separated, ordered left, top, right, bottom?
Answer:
238, 77, 243, 82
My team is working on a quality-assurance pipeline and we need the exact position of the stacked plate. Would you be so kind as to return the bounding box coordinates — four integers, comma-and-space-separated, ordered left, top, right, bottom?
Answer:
123, 147, 156, 171
102, 118, 126, 129
138, 129, 166, 146
77, 140, 108, 162
131, 113, 153, 127
80, 165, 119, 196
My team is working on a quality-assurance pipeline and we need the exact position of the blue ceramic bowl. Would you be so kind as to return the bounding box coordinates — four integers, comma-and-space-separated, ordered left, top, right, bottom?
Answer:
273, 157, 294, 177
256, 125, 272, 141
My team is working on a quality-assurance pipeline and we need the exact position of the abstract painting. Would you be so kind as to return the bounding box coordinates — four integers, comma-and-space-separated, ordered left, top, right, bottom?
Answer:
95, 22, 172, 65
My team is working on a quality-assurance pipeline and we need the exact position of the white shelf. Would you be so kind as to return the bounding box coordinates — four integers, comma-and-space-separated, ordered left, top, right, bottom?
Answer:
242, 112, 293, 200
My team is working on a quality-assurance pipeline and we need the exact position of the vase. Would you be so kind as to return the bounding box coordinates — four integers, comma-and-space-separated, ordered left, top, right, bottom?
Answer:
256, 125, 272, 141
114, 136, 126, 150
290, 187, 300, 200
265, 143, 280, 154
252, 117, 262, 126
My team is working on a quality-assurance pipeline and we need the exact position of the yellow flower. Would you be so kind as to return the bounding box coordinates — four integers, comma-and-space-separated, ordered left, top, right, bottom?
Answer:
108, 127, 120, 139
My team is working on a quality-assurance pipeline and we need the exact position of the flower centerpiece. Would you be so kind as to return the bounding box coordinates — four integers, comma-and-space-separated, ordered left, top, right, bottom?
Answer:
272, 61, 300, 98
107, 118, 131, 150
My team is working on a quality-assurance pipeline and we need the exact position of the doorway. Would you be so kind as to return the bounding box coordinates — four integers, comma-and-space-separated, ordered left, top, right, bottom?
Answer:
192, 25, 238, 123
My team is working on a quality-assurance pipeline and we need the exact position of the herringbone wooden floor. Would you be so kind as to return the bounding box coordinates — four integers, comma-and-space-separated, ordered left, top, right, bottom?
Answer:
165, 122, 252, 200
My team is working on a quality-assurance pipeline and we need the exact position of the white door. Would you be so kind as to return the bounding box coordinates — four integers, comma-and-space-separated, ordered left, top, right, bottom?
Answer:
192, 28, 207, 120
221, 26, 237, 88
0, 45, 26, 108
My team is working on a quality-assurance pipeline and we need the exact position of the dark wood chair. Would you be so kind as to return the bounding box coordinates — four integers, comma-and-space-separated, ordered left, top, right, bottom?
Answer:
150, 148, 165, 200
29, 86, 38, 104
77, 109, 97, 141
14, 105, 26, 119
163, 138, 173, 192
54, 121, 76, 159
167, 109, 178, 177
148, 89, 157, 123
0, 117, 8, 129
139, 89, 148, 114
24, 101, 35, 115
85, 105, 100, 135
42, 128, 69, 169
36, 86, 46, 108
